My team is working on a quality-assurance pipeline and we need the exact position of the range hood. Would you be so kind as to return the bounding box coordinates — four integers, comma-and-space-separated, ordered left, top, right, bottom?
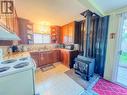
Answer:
0, 25, 20, 40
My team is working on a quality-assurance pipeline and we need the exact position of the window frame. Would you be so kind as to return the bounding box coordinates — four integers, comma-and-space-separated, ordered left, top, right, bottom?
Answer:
33, 33, 51, 44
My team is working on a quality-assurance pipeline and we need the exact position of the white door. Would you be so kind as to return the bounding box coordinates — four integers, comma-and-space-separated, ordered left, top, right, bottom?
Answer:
116, 17, 127, 87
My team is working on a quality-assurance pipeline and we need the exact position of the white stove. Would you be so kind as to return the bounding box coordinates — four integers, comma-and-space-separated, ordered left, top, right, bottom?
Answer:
0, 56, 36, 95
0, 57, 36, 77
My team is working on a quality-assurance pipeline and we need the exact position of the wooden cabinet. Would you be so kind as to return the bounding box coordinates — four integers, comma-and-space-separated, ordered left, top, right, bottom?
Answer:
18, 18, 33, 44
46, 51, 54, 64
68, 22, 75, 43
30, 50, 61, 67
30, 52, 40, 67
0, 10, 19, 36
0, 9, 19, 46
61, 25, 68, 43
61, 21, 80, 44
56, 50, 61, 62
60, 49, 79, 68
51, 26, 61, 43
60, 49, 70, 67
40, 52, 48, 66
30, 49, 78, 68
61, 22, 75, 44
52, 50, 61, 63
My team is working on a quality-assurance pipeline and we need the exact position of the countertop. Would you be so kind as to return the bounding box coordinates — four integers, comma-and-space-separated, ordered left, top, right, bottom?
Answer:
59, 48, 78, 52
29, 48, 77, 52
2, 48, 78, 61
2, 52, 30, 61
29, 48, 78, 53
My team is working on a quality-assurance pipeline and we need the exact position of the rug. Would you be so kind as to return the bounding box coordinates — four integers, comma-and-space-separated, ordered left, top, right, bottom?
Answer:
65, 69, 100, 90
40, 64, 55, 72
93, 79, 127, 95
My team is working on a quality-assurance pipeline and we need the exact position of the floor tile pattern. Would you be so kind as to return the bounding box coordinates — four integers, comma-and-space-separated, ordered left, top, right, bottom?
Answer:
35, 63, 84, 95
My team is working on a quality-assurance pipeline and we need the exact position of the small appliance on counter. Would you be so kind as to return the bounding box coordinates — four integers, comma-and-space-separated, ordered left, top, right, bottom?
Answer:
64, 44, 74, 50
7, 46, 12, 54
11, 45, 18, 52
74, 44, 79, 50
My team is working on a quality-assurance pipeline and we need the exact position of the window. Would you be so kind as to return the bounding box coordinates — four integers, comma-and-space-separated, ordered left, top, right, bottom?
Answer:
42, 34, 51, 43
33, 34, 51, 44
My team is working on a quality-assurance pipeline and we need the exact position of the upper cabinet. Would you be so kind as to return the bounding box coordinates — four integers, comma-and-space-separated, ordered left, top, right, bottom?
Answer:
0, 11, 19, 35
18, 18, 34, 44
0, 8, 20, 45
50, 26, 61, 44
61, 21, 80, 44
68, 22, 75, 43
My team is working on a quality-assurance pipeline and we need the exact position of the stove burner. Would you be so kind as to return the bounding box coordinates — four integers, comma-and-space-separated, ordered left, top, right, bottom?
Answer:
1, 59, 17, 64
0, 67, 10, 72
13, 62, 29, 69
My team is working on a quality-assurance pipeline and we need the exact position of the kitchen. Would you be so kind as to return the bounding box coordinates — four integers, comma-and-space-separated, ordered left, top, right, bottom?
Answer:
1, 0, 127, 95
0, 0, 85, 95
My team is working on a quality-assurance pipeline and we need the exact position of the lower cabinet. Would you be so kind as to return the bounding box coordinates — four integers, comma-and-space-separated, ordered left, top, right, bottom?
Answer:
53, 50, 61, 63
60, 49, 70, 67
40, 52, 48, 66
30, 52, 40, 67
60, 49, 79, 68
30, 49, 78, 68
46, 51, 54, 64
30, 50, 61, 67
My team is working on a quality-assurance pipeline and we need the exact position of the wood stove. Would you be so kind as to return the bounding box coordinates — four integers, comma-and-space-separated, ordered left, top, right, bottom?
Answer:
74, 55, 95, 81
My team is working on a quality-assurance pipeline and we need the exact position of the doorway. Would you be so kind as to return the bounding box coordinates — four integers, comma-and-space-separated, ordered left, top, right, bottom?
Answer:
116, 18, 127, 87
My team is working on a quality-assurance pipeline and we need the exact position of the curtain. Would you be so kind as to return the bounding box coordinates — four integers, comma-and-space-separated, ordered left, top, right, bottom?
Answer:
95, 16, 109, 76
104, 14, 120, 80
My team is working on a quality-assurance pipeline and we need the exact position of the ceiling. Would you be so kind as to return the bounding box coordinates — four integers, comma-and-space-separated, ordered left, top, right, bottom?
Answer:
15, 0, 127, 26
90, 0, 127, 12
15, 0, 87, 26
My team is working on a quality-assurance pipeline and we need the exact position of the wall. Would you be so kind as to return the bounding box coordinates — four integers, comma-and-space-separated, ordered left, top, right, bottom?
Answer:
23, 44, 58, 51
0, 44, 58, 56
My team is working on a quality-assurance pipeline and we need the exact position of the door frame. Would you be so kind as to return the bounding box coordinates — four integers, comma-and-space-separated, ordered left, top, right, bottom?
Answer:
112, 14, 127, 88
